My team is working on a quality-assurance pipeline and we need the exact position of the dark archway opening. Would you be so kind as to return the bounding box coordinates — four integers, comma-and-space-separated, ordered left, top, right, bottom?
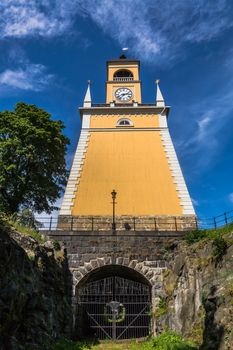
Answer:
113, 69, 134, 81
75, 265, 151, 340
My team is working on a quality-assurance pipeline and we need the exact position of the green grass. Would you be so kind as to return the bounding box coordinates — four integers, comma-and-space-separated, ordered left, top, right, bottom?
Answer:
51, 332, 197, 350
185, 222, 233, 245
50, 339, 141, 350
0, 212, 44, 243
9, 219, 45, 243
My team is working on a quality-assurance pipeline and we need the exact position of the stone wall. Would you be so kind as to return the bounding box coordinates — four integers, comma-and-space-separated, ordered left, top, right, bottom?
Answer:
2, 217, 233, 349
47, 230, 184, 268
154, 231, 233, 349
0, 225, 72, 350
47, 230, 185, 337
57, 214, 197, 232
47, 227, 233, 349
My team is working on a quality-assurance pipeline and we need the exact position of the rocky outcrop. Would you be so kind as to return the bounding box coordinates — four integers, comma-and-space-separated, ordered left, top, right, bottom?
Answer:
0, 224, 72, 350
157, 233, 233, 349
1, 217, 233, 350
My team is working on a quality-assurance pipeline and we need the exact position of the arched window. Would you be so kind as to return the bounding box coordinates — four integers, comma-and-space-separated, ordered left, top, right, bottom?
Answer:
113, 70, 133, 81
117, 118, 133, 126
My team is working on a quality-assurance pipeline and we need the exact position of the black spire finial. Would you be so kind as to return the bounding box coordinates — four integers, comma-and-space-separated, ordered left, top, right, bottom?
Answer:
119, 54, 127, 59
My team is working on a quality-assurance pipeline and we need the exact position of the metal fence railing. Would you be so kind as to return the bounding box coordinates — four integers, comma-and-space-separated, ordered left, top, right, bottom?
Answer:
34, 210, 233, 232
198, 210, 233, 230
36, 215, 197, 232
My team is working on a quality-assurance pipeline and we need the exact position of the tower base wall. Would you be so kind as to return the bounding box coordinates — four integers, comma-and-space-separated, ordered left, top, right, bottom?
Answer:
43, 230, 187, 337
57, 214, 197, 231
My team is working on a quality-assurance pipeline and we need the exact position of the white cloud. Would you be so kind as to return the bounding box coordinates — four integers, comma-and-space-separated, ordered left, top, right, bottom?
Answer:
0, 0, 232, 62
0, 63, 53, 91
197, 115, 212, 141
0, 0, 76, 38
229, 193, 233, 203
181, 92, 233, 147
191, 198, 199, 206
175, 86, 233, 171
76, 0, 233, 62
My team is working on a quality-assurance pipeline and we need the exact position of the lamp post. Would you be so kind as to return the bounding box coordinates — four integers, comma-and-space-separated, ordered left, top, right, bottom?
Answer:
111, 189, 117, 232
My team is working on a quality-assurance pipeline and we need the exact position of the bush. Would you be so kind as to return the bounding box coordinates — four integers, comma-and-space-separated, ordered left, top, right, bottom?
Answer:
150, 331, 197, 350
185, 230, 207, 244
8, 212, 44, 242
11, 208, 42, 230
51, 338, 97, 350
154, 297, 168, 317
185, 222, 233, 246
53, 240, 61, 251
0, 212, 10, 230
212, 237, 228, 261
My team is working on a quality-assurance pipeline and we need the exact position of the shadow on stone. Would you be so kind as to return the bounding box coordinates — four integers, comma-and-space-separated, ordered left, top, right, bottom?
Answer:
200, 287, 224, 350
0, 227, 73, 350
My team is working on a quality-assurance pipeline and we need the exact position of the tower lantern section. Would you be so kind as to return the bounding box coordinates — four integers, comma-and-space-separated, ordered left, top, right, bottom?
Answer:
106, 58, 141, 104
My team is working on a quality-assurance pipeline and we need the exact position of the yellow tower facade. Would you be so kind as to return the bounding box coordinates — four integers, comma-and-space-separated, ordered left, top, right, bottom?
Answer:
59, 56, 196, 230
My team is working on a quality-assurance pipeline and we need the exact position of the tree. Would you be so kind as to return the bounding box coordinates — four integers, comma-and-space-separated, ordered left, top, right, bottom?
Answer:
0, 102, 70, 214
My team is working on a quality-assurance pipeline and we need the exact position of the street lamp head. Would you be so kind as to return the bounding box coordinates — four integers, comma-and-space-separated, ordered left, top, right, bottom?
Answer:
111, 189, 117, 200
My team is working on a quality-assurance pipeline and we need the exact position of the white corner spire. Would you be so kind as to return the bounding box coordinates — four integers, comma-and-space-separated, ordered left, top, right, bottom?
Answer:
83, 80, 91, 107
155, 80, 165, 107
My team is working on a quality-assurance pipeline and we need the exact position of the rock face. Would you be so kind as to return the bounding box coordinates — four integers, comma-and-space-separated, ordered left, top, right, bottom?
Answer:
1, 219, 233, 350
0, 224, 72, 350
157, 233, 233, 349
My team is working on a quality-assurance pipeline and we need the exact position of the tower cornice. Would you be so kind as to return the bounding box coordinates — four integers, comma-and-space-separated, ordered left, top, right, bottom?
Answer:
79, 105, 170, 117
107, 58, 140, 66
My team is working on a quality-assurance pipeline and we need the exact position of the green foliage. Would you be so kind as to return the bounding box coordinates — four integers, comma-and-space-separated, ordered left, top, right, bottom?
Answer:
9, 217, 44, 243
0, 102, 70, 214
0, 209, 44, 242
201, 291, 208, 306
0, 211, 10, 230
154, 297, 168, 317
51, 338, 98, 350
212, 237, 228, 260
158, 297, 167, 310
51, 333, 197, 350
11, 208, 42, 230
212, 222, 233, 236
53, 240, 61, 251
185, 230, 207, 244
185, 222, 233, 245
9, 208, 44, 242
150, 331, 197, 350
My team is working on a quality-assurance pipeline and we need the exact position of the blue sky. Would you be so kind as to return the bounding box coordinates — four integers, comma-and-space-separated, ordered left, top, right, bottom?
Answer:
0, 0, 233, 220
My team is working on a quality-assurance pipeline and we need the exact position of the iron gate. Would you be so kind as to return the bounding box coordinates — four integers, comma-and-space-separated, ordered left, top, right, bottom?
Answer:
77, 276, 151, 340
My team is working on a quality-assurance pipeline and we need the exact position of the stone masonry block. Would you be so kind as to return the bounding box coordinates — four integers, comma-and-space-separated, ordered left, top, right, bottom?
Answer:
84, 262, 92, 271
90, 259, 98, 270
116, 257, 123, 265
122, 257, 130, 266
78, 266, 88, 275
129, 260, 138, 269
97, 257, 105, 266
104, 256, 112, 265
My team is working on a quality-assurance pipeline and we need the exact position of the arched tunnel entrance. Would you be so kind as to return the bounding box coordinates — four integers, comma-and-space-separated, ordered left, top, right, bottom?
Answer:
75, 265, 152, 340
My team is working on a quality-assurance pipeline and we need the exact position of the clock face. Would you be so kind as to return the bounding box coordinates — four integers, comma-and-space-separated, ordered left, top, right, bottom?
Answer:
115, 88, 133, 101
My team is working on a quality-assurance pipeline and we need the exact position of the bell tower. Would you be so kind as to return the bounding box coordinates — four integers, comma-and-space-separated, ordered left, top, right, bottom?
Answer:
59, 55, 196, 231
106, 56, 141, 103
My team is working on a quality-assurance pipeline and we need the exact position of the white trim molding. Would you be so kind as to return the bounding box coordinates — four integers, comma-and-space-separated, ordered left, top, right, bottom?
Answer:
158, 113, 167, 128
160, 128, 195, 215
82, 113, 91, 128
59, 128, 90, 215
